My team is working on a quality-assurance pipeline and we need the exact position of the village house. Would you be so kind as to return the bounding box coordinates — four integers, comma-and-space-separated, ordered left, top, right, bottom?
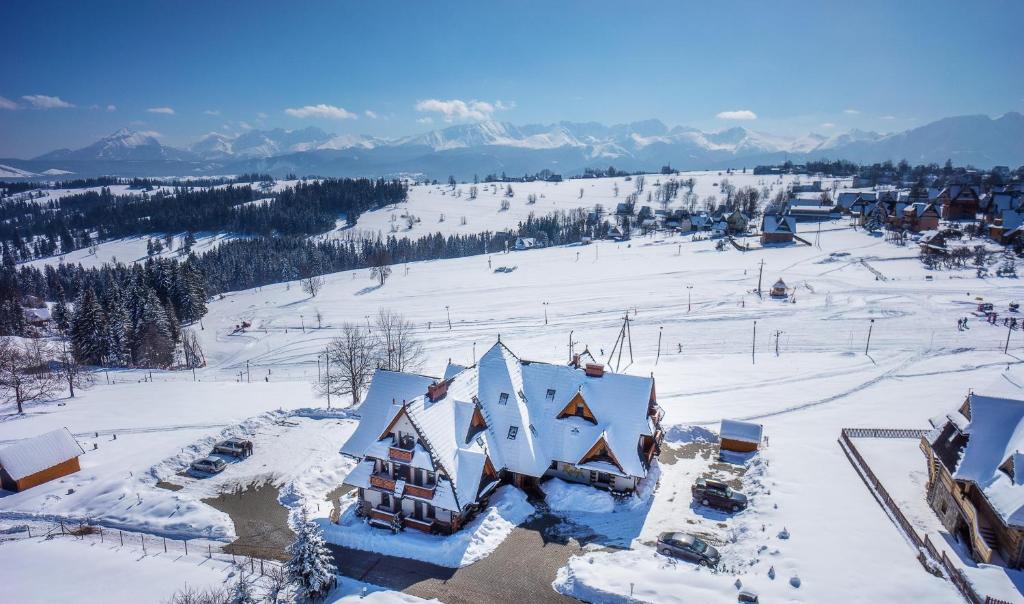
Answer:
760, 214, 796, 244
899, 202, 941, 233
990, 208, 1024, 245
725, 209, 750, 234
720, 419, 764, 453
922, 393, 1024, 568
0, 428, 85, 492
935, 184, 981, 220
339, 341, 664, 534
514, 237, 539, 251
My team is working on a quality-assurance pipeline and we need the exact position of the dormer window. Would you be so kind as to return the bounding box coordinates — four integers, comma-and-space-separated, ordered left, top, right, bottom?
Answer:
546, 389, 556, 401
529, 424, 537, 436
498, 392, 509, 405
507, 426, 519, 440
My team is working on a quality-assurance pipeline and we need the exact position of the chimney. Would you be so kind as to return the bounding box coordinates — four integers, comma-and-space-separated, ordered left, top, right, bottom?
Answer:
585, 363, 605, 378
427, 380, 449, 401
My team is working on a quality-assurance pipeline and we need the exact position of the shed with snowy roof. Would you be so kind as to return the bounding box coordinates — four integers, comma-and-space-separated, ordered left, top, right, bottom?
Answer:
720, 419, 763, 453
0, 428, 84, 492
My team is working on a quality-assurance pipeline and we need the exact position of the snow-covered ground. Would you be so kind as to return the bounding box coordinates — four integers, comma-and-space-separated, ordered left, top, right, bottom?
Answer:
4, 189, 1024, 602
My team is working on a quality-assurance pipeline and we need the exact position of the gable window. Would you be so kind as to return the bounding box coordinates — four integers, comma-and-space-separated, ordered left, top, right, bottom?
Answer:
507, 426, 519, 440
546, 389, 556, 401
498, 392, 509, 405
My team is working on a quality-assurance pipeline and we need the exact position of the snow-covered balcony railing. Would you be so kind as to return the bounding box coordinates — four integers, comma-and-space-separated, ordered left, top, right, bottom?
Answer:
389, 435, 416, 462
404, 516, 434, 532
369, 472, 397, 491
369, 506, 402, 523
403, 482, 436, 500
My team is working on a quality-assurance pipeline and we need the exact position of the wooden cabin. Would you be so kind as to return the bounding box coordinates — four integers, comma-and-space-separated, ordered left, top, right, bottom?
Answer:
923, 393, 1024, 568
761, 214, 796, 244
720, 419, 763, 453
0, 428, 84, 492
936, 185, 981, 221
770, 279, 788, 298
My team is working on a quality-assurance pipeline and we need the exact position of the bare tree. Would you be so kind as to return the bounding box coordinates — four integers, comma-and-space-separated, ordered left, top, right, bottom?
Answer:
0, 338, 60, 414
374, 309, 425, 372
181, 329, 206, 369
58, 340, 93, 398
369, 251, 392, 287
301, 274, 325, 298
320, 323, 376, 406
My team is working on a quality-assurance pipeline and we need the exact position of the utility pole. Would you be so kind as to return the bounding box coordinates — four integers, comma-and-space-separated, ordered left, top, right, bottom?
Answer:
472, 341, 476, 364
568, 330, 575, 362
865, 319, 875, 355
246, 360, 250, 383
775, 330, 782, 356
324, 349, 331, 410
687, 285, 693, 313
1006, 322, 1014, 354
446, 305, 452, 330
300, 315, 305, 334
756, 259, 765, 298
543, 302, 549, 325
752, 320, 757, 364
656, 326, 663, 364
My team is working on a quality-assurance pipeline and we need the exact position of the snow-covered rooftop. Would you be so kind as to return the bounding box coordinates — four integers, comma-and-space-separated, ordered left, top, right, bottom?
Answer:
720, 419, 763, 444
0, 428, 84, 481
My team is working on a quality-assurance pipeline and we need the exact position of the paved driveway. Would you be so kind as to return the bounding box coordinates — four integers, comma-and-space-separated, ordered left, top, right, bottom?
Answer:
330, 513, 583, 604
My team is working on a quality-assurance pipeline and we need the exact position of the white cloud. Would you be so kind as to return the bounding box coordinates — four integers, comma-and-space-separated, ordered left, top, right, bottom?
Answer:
0, 96, 17, 110
22, 94, 74, 109
364, 110, 378, 119
106, 104, 117, 112
147, 107, 175, 115
843, 108, 860, 115
284, 104, 357, 120
820, 122, 836, 129
415, 98, 510, 122
238, 121, 254, 130
716, 109, 757, 120
137, 130, 162, 138
416, 117, 434, 125
880, 115, 896, 120
204, 109, 221, 116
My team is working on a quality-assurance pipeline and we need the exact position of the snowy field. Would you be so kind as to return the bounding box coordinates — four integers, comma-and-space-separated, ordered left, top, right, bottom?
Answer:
4, 176, 1024, 601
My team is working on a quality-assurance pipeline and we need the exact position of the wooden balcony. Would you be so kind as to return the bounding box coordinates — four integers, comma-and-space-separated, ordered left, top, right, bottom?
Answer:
404, 483, 436, 500
369, 473, 396, 491
404, 516, 434, 533
389, 446, 414, 463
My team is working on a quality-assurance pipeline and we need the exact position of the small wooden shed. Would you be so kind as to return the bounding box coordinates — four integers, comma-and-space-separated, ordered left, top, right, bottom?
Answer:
0, 428, 85, 492
770, 279, 788, 298
720, 419, 764, 453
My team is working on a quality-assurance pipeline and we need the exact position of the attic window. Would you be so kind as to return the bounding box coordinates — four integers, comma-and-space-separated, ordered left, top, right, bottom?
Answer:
529, 424, 537, 436
546, 389, 556, 401
475, 435, 485, 447
507, 426, 519, 440
498, 392, 509, 405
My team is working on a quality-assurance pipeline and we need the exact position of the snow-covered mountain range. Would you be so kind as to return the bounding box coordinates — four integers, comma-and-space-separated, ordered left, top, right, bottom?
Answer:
5, 113, 1023, 179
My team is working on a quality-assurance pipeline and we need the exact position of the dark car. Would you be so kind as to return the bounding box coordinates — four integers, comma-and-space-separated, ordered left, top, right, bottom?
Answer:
692, 477, 748, 512
656, 531, 721, 566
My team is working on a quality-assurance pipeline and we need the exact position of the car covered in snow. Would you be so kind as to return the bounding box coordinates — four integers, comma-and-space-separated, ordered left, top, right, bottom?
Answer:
691, 477, 748, 512
212, 437, 253, 458
656, 531, 720, 566
189, 457, 227, 475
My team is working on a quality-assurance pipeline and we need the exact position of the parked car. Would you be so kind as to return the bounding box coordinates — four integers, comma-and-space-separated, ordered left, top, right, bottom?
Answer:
190, 457, 226, 475
692, 477, 748, 512
213, 437, 253, 458
656, 531, 721, 566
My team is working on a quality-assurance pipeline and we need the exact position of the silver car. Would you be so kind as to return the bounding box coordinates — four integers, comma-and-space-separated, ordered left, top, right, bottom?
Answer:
189, 457, 227, 475
657, 531, 721, 566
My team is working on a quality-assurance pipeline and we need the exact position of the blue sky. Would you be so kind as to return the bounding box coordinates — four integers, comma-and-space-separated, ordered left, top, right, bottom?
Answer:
1, 0, 1022, 158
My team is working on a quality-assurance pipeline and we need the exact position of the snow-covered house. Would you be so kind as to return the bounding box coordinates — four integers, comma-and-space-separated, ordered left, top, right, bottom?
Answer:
720, 419, 763, 453
935, 184, 981, 220
900, 202, 941, 233
514, 237, 539, 251
0, 428, 85, 492
769, 278, 788, 299
760, 214, 796, 244
923, 393, 1024, 568
340, 341, 664, 534
22, 306, 51, 327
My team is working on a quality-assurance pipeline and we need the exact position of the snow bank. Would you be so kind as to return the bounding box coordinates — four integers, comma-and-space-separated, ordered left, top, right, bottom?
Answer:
542, 478, 616, 514
320, 486, 534, 567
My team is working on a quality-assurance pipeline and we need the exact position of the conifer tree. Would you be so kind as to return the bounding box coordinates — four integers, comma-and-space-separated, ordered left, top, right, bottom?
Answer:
285, 509, 336, 601
70, 289, 107, 365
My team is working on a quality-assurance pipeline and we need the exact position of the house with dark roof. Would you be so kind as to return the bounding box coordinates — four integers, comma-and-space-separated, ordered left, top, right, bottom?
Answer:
923, 394, 1024, 567
935, 185, 981, 220
339, 342, 664, 534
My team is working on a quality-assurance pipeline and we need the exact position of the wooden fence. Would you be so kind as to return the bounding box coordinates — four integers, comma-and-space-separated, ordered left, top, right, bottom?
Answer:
1, 520, 287, 570
839, 428, 1015, 604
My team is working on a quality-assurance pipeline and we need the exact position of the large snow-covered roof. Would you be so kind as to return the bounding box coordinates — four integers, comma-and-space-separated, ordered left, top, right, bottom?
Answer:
340, 369, 438, 458
943, 393, 1024, 527
762, 214, 795, 235
343, 341, 657, 510
0, 428, 84, 481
